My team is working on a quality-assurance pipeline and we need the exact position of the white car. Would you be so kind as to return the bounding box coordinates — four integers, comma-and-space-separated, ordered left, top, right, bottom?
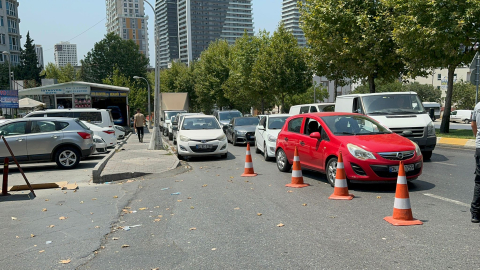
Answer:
93, 135, 108, 154
82, 121, 117, 148
176, 115, 228, 159
114, 125, 126, 140
255, 114, 291, 161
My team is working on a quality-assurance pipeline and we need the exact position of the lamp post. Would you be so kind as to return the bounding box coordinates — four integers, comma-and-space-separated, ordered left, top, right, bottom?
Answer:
144, 0, 162, 150
133, 76, 152, 129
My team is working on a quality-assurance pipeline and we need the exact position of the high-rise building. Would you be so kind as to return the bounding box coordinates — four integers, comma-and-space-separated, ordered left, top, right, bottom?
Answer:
54, 42, 77, 67
282, 0, 306, 47
155, 0, 179, 69
177, 0, 254, 64
0, 0, 21, 65
106, 0, 149, 58
35, 44, 44, 68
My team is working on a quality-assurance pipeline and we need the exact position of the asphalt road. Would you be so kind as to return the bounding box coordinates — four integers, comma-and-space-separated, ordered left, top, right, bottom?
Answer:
70, 143, 478, 269
434, 120, 471, 130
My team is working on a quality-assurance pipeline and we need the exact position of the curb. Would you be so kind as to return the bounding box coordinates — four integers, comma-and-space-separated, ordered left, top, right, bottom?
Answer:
436, 137, 476, 150
92, 134, 132, 183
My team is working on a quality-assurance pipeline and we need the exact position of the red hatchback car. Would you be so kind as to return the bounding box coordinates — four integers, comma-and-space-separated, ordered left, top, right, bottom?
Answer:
275, 112, 423, 185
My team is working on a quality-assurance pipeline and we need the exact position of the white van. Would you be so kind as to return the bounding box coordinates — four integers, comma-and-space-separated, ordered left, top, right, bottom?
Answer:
289, 103, 335, 115
335, 92, 436, 160
422, 102, 441, 121
450, 110, 473, 123
24, 109, 115, 128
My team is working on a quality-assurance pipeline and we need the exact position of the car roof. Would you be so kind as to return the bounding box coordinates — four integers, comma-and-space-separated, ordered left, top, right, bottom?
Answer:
340, 92, 417, 97
266, 114, 291, 118
183, 115, 215, 119
291, 103, 335, 107
296, 112, 358, 117
43, 108, 109, 112
219, 110, 240, 113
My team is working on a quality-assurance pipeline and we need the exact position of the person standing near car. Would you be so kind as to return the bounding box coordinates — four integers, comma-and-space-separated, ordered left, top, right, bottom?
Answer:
134, 108, 146, 143
470, 102, 480, 224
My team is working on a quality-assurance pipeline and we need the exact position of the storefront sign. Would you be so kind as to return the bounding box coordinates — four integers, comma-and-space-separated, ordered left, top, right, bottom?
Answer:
0, 90, 19, 108
91, 91, 128, 97
21, 84, 91, 95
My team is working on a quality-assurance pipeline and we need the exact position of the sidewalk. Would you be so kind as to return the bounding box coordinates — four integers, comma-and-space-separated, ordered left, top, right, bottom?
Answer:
436, 137, 476, 149
96, 129, 179, 183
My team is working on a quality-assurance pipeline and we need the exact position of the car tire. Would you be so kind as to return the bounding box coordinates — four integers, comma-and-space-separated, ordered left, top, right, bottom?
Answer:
276, 148, 291, 172
422, 151, 433, 160
255, 141, 261, 154
326, 157, 338, 187
173, 139, 177, 145
55, 146, 80, 169
176, 145, 183, 160
264, 144, 271, 161
220, 153, 228, 159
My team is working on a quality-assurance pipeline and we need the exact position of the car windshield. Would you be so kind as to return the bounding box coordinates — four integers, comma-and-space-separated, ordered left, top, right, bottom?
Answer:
268, 116, 288, 129
362, 94, 425, 115
322, 115, 391, 136
219, 111, 242, 121
166, 111, 182, 120
182, 117, 220, 130
235, 117, 259, 126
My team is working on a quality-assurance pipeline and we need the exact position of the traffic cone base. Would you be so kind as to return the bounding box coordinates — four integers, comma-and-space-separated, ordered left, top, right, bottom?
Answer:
241, 173, 257, 177
286, 148, 309, 188
383, 216, 423, 226
328, 193, 354, 200
329, 153, 353, 200
241, 144, 257, 177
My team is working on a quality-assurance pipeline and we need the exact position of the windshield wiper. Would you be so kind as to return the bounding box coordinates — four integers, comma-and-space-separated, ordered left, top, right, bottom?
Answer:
368, 111, 392, 115
341, 132, 356, 135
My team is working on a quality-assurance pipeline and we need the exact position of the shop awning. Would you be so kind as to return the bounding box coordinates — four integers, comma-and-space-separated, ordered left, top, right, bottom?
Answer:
19, 97, 46, 109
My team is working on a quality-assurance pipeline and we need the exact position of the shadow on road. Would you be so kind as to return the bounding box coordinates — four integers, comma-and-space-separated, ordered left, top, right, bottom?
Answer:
184, 152, 236, 162
0, 192, 35, 202
424, 152, 450, 163
6, 154, 106, 174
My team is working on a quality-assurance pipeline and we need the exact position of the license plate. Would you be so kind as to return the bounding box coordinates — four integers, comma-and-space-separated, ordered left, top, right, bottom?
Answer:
196, 144, 212, 149
389, 164, 415, 173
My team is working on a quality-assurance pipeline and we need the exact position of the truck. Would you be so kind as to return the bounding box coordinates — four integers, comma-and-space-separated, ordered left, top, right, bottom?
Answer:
335, 92, 436, 160
160, 93, 189, 140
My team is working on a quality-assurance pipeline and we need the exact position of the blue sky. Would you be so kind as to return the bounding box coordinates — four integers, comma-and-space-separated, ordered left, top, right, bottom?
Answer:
20, 0, 282, 67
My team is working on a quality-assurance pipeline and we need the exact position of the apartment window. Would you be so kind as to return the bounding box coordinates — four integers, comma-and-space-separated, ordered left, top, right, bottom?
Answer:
124, 3, 127, 7
135, 9, 138, 13
0, 16, 3, 27
135, 4, 138, 8
0, 34, 5, 45
437, 74, 441, 80
124, 8, 127, 13
0, 54, 3, 62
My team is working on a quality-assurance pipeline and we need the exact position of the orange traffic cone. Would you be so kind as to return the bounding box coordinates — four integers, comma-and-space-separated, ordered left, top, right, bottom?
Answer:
241, 144, 257, 177
328, 152, 354, 200
384, 161, 423, 226
285, 147, 309, 188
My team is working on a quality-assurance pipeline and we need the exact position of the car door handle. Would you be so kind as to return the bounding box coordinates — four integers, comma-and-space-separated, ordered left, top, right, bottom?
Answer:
51, 135, 58, 139
300, 141, 305, 146
284, 137, 288, 141
16, 138, 24, 142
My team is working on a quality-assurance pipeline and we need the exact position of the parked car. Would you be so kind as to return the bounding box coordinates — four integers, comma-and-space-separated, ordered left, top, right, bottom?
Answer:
224, 117, 259, 146
450, 110, 473, 124
422, 102, 441, 121
213, 110, 243, 128
107, 106, 125, 126
25, 108, 115, 129
275, 112, 423, 185
114, 125, 126, 140
82, 121, 117, 148
289, 103, 335, 115
93, 135, 108, 154
172, 113, 204, 144
176, 115, 228, 159
161, 110, 187, 138
0, 117, 95, 169
255, 114, 291, 161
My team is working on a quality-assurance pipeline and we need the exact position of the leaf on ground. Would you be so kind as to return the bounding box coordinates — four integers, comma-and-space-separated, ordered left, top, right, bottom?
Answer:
42, 208, 47, 212
189, 227, 196, 230
154, 206, 160, 208
157, 215, 163, 218
63, 191, 67, 194
11, 217, 17, 220
230, 176, 234, 179
257, 213, 262, 216
113, 196, 118, 199
45, 199, 49, 201
59, 259, 71, 264
122, 209, 129, 213
112, 237, 119, 240
190, 206, 194, 209
211, 248, 217, 251
287, 190, 293, 193
302, 204, 307, 206
15, 236, 19, 238
277, 223, 285, 227
94, 226, 100, 229
121, 244, 130, 248
187, 197, 192, 199
177, 200, 182, 202
126, 180, 134, 183
234, 207, 240, 210
30, 234, 35, 238
202, 184, 207, 187
80, 201, 84, 204
199, 167, 203, 169
59, 216, 67, 220
138, 207, 148, 211
154, 219, 161, 222
49, 225, 55, 228
217, 174, 220, 176
39, 250, 45, 253
175, 180, 183, 182
376, 196, 381, 199
92, 198, 97, 200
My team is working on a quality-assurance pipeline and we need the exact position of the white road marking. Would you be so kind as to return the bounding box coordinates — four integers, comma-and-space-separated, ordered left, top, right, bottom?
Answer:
430, 162, 457, 167
423, 193, 470, 207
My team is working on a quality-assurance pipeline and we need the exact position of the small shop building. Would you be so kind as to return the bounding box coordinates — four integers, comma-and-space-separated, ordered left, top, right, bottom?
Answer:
18, 81, 130, 126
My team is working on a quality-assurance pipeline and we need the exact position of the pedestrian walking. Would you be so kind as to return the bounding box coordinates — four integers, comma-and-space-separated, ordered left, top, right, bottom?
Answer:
470, 102, 480, 224
134, 108, 146, 143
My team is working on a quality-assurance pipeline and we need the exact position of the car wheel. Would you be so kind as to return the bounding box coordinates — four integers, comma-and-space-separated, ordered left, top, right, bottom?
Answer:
55, 147, 80, 169
176, 145, 183, 160
220, 153, 228, 159
173, 138, 177, 145
264, 144, 271, 161
255, 141, 261, 154
276, 148, 291, 172
422, 151, 433, 160
326, 157, 338, 187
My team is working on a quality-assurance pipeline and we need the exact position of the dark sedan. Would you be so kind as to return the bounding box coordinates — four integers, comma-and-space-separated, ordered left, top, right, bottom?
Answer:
224, 117, 259, 146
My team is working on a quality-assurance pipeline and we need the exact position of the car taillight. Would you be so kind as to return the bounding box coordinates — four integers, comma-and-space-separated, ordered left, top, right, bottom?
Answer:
103, 130, 115, 134
78, 132, 91, 139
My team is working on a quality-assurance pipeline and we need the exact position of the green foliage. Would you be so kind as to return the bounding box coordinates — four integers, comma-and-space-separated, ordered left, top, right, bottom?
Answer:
80, 32, 148, 84
403, 82, 442, 103
16, 32, 43, 85
386, 0, 480, 132
284, 82, 329, 112
103, 68, 147, 116
301, 0, 405, 93
159, 61, 199, 111
354, 79, 404, 94
452, 81, 476, 110
0, 62, 9, 89
41, 63, 79, 83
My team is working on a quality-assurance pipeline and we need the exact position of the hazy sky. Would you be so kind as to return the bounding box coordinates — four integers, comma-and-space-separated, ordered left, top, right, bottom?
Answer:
20, 0, 282, 67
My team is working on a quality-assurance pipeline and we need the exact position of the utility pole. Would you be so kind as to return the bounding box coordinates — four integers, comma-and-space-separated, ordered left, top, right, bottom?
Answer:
476, 54, 479, 105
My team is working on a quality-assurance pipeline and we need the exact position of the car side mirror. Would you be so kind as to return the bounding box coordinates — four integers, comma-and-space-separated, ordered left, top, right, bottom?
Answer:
310, 132, 321, 140
258, 126, 265, 131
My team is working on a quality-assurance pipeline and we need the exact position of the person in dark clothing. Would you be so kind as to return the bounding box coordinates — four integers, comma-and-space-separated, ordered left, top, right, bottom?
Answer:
133, 108, 146, 143
470, 102, 480, 223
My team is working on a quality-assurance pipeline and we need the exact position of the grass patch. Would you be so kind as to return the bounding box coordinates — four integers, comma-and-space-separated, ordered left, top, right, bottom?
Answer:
436, 129, 475, 139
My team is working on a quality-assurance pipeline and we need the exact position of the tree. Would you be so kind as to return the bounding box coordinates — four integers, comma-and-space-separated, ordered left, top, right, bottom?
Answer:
159, 61, 199, 112
103, 68, 147, 116
252, 23, 312, 113
387, 0, 480, 133
452, 81, 476, 110
41, 63, 79, 83
403, 82, 442, 103
0, 62, 9, 89
353, 79, 404, 94
80, 32, 148, 84
16, 32, 43, 85
301, 0, 405, 93
194, 40, 232, 113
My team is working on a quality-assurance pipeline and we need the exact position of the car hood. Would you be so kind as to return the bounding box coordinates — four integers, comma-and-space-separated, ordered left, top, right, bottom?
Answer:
336, 134, 416, 153
180, 129, 224, 140
266, 129, 282, 137
368, 114, 431, 129
234, 125, 256, 132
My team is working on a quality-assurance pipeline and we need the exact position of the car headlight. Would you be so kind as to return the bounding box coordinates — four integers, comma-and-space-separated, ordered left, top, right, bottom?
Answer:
217, 134, 227, 141
93, 138, 103, 143
236, 130, 246, 135
180, 135, 190, 142
413, 142, 422, 156
427, 121, 435, 136
267, 134, 277, 142
347, 143, 376, 160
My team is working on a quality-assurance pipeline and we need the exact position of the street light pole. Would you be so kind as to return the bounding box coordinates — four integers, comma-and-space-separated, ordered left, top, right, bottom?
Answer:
133, 76, 152, 129
144, 0, 162, 150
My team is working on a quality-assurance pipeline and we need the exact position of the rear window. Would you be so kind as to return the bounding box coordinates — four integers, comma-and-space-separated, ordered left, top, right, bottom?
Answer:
75, 119, 89, 130
56, 122, 70, 130
78, 112, 102, 123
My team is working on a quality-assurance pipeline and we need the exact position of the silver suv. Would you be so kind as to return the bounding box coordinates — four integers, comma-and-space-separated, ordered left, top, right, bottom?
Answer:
0, 117, 95, 169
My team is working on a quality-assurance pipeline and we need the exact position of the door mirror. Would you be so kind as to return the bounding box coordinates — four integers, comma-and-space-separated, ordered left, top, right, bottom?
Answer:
309, 132, 321, 139
258, 126, 265, 131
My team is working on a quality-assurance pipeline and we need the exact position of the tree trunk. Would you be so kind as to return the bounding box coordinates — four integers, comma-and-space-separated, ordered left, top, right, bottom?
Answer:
368, 75, 376, 93
334, 79, 338, 101
440, 66, 456, 133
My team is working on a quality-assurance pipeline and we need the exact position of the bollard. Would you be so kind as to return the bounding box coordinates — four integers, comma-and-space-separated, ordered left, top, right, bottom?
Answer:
1, 157, 10, 196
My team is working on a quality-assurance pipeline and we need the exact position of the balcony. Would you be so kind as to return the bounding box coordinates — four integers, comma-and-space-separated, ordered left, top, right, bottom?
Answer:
8, 27, 18, 34
10, 44, 19, 51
